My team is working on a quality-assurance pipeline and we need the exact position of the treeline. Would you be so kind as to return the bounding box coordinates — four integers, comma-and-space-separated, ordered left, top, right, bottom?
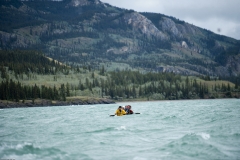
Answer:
99, 71, 209, 99
0, 69, 238, 102
109, 71, 181, 86
40, 31, 99, 42
77, 70, 237, 100
94, 35, 126, 49
0, 50, 68, 76
0, 79, 69, 102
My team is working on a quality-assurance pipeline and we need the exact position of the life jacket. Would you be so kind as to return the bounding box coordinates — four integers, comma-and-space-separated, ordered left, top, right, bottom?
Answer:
129, 109, 133, 114
115, 109, 126, 116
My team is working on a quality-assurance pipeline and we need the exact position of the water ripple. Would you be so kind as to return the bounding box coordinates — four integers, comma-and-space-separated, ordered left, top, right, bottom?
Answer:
0, 99, 240, 160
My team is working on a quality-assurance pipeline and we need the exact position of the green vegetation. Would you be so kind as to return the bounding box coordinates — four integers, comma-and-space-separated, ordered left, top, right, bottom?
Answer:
0, 50, 239, 104
0, 50, 68, 75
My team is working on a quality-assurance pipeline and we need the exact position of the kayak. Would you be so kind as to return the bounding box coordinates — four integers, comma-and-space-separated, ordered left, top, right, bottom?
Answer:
109, 113, 141, 117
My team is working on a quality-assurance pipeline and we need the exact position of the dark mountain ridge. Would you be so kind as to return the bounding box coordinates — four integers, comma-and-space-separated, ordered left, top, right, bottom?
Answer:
0, 0, 240, 78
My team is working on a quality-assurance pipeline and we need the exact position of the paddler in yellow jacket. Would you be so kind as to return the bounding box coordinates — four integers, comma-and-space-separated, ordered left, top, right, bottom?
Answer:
115, 106, 126, 116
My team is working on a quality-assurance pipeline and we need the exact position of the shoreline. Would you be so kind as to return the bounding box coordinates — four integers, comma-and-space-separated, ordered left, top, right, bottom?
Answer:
0, 98, 115, 109
1, 97, 239, 109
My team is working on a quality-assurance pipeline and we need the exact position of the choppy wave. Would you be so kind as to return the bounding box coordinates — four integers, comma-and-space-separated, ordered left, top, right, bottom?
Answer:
85, 127, 116, 133
1, 99, 240, 160
0, 142, 67, 160
115, 126, 126, 130
233, 133, 240, 137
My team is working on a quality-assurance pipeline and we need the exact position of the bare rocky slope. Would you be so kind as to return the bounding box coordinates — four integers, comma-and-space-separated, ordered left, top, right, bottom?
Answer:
0, 0, 240, 78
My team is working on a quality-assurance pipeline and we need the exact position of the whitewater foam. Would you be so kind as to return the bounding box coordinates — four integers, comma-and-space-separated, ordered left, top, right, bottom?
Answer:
115, 126, 126, 130
198, 132, 211, 140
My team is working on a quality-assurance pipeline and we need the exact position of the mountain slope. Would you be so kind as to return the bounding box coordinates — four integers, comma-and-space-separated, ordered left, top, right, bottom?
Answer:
0, 0, 240, 77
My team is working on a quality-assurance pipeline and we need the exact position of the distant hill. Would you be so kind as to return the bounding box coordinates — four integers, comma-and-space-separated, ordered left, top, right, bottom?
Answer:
0, 0, 240, 78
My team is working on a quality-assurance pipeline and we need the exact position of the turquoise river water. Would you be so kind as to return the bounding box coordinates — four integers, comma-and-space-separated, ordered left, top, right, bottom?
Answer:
0, 99, 240, 160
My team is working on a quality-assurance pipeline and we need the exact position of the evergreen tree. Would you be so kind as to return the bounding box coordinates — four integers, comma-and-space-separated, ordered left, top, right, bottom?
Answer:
100, 65, 105, 75
132, 85, 136, 98
235, 80, 239, 89
227, 83, 231, 91
139, 86, 143, 97
66, 83, 70, 97
60, 84, 66, 101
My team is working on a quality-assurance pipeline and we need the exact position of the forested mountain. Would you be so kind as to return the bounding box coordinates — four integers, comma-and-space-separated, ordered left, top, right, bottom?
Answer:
0, 0, 240, 78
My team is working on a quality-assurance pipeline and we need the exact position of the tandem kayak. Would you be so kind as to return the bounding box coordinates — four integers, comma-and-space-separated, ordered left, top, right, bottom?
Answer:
109, 113, 141, 117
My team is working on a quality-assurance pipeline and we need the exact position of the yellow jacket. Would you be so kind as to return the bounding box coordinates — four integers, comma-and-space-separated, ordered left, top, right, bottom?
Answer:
115, 109, 126, 116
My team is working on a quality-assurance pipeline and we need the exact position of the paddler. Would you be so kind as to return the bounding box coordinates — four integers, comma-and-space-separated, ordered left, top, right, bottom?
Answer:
127, 105, 134, 114
125, 105, 129, 113
115, 106, 126, 116
125, 105, 134, 114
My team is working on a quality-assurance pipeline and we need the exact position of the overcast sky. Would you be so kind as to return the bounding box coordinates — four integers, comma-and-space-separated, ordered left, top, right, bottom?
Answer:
101, 0, 240, 40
